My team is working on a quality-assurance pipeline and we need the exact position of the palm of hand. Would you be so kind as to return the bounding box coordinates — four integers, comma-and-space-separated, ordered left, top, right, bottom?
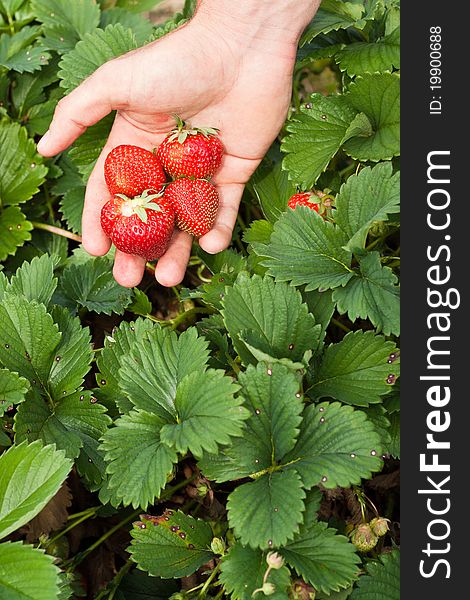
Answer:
42, 19, 297, 287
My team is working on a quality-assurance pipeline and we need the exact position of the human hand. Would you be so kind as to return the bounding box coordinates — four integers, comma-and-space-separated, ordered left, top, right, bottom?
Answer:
37, 0, 320, 288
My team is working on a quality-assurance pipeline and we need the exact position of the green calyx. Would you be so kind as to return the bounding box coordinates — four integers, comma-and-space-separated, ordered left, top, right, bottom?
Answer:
117, 189, 163, 224
169, 113, 219, 144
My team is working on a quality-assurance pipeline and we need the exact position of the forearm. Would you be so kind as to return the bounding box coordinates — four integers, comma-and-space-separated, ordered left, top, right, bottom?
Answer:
194, 0, 320, 48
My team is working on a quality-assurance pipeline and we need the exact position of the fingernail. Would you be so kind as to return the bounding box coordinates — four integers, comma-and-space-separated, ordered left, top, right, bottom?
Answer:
37, 131, 50, 153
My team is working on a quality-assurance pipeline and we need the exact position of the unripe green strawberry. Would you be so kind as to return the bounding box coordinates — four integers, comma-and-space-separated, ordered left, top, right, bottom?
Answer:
370, 517, 390, 537
210, 537, 226, 555
350, 523, 378, 552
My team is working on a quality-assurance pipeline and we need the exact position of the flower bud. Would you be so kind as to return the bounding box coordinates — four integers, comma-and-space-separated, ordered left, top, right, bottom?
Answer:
210, 537, 226, 555
266, 551, 285, 570
351, 523, 378, 552
370, 517, 390, 537
261, 582, 276, 596
197, 484, 208, 497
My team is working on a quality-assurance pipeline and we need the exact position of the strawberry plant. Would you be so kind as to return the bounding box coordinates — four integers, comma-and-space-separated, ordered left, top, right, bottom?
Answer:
0, 1, 400, 599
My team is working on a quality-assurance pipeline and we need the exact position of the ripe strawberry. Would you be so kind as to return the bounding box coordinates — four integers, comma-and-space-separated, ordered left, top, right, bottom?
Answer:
100, 190, 174, 260
104, 145, 166, 197
164, 178, 219, 237
288, 192, 320, 212
156, 117, 224, 179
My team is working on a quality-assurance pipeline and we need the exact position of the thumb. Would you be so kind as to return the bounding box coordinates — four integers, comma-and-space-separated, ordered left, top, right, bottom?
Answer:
37, 60, 129, 157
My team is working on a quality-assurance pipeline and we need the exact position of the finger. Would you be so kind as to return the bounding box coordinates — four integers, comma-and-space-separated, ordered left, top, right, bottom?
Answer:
113, 250, 146, 288
81, 151, 112, 256
198, 183, 244, 254
37, 61, 129, 157
155, 230, 193, 287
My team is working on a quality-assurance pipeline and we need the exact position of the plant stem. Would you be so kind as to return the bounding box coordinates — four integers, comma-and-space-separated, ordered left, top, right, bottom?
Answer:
46, 507, 100, 548
170, 307, 213, 329
32, 221, 82, 243
198, 562, 221, 598
331, 318, 351, 333
65, 509, 140, 569
94, 559, 133, 600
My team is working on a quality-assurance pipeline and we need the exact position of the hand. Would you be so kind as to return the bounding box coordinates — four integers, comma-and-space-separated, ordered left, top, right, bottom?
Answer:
37, 1, 320, 288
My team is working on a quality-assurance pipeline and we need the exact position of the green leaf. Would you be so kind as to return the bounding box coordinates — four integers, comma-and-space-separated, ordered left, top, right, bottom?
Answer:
24, 98, 56, 136
0, 542, 61, 600
48, 305, 93, 400
223, 273, 320, 365
350, 550, 400, 600
0, 368, 29, 416
0, 0, 28, 15
332, 251, 400, 336
101, 410, 177, 509
254, 208, 353, 291
68, 112, 115, 179
220, 364, 303, 478
59, 256, 133, 315
308, 331, 400, 406
0, 294, 61, 389
8, 253, 57, 306
59, 186, 85, 234
31, 0, 101, 53
116, 571, 179, 599
130, 510, 214, 578
317, 588, 353, 600
282, 522, 360, 594
196, 246, 247, 276
128, 288, 153, 317
227, 470, 305, 550
96, 318, 155, 414
335, 163, 400, 251
119, 327, 210, 420
100, 7, 154, 45
116, 0, 164, 12
336, 27, 400, 76
284, 402, 383, 489
0, 206, 33, 261
302, 289, 336, 349
250, 154, 296, 223
0, 27, 50, 73
0, 120, 48, 206
301, 0, 365, 44
243, 220, 273, 247
220, 543, 291, 600
11, 62, 59, 116
343, 73, 400, 162
59, 24, 138, 92
281, 94, 357, 188
160, 369, 246, 457
14, 391, 110, 475
0, 440, 72, 539
387, 412, 400, 459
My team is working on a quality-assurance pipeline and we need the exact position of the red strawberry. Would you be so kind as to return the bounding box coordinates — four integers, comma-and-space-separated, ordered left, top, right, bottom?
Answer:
288, 192, 320, 212
101, 190, 174, 260
156, 117, 224, 179
104, 145, 166, 197
164, 179, 219, 237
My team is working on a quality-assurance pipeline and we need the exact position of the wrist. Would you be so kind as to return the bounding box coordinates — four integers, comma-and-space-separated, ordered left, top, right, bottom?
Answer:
193, 0, 320, 51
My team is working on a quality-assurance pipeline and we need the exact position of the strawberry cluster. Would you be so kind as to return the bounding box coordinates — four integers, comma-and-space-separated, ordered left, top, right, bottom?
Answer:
100, 116, 223, 260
